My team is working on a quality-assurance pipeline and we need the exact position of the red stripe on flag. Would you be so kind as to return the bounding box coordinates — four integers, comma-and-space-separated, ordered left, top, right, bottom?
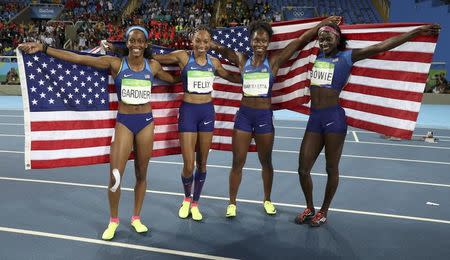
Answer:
31, 154, 110, 169
367, 51, 434, 63
344, 32, 437, 43
346, 117, 413, 139
343, 83, 423, 102
340, 99, 419, 121
350, 67, 428, 83
31, 119, 116, 131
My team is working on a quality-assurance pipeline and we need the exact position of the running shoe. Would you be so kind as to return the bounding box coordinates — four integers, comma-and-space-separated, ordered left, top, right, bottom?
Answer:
226, 204, 237, 218
190, 206, 203, 221
263, 201, 277, 215
131, 219, 148, 233
294, 208, 315, 224
178, 198, 191, 219
102, 222, 119, 240
310, 211, 327, 227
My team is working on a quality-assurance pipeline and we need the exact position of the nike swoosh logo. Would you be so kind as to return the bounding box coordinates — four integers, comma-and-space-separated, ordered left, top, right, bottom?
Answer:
326, 122, 334, 126
124, 74, 132, 77
203, 121, 212, 125
258, 124, 267, 127
145, 117, 153, 121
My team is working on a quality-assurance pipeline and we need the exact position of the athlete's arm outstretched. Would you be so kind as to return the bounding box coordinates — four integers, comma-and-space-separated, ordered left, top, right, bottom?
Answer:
18, 42, 119, 72
269, 16, 341, 75
351, 24, 440, 63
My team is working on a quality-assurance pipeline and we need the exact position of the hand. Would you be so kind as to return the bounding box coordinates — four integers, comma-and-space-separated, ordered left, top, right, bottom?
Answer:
18, 42, 43, 54
319, 16, 342, 27
416, 24, 440, 36
102, 40, 114, 51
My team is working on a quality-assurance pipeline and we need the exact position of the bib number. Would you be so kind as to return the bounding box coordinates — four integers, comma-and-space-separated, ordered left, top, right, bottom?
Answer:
310, 61, 334, 87
187, 70, 215, 93
121, 78, 152, 105
243, 72, 270, 97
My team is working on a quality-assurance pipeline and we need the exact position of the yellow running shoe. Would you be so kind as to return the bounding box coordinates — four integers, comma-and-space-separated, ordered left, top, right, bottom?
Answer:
178, 199, 191, 219
131, 219, 148, 233
226, 204, 237, 218
102, 222, 119, 240
263, 201, 277, 215
190, 206, 203, 221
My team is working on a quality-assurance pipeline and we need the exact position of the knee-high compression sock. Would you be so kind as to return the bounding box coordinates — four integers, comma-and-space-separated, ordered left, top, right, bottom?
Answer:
181, 175, 194, 198
193, 170, 207, 202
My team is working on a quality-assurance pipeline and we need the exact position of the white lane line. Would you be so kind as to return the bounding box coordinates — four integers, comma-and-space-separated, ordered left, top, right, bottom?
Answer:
0, 123, 23, 125
147, 160, 450, 188
1, 176, 450, 225
2, 133, 449, 150
275, 135, 450, 150
275, 125, 450, 138
1, 146, 450, 166
0, 115, 23, 117
352, 131, 360, 142
6, 145, 450, 188
272, 149, 450, 165
0, 150, 24, 154
0, 226, 237, 260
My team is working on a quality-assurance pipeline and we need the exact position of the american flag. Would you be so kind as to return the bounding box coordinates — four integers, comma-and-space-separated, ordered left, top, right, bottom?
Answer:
18, 18, 437, 169
290, 22, 438, 139
18, 50, 184, 169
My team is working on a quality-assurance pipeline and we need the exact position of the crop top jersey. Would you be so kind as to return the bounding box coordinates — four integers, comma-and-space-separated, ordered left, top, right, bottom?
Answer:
310, 50, 353, 92
114, 57, 154, 105
241, 56, 274, 98
181, 52, 216, 94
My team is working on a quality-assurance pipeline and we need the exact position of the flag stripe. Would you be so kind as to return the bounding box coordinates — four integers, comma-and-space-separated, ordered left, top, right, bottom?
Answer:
350, 67, 428, 83
343, 83, 423, 102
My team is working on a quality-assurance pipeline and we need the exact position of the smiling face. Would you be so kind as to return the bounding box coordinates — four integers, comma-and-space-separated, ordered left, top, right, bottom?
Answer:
318, 29, 340, 56
191, 30, 211, 55
126, 30, 148, 58
250, 29, 270, 56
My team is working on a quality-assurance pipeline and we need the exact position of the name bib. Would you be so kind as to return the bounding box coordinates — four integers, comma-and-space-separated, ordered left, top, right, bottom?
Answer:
121, 78, 152, 105
243, 72, 270, 97
187, 70, 215, 93
310, 61, 335, 87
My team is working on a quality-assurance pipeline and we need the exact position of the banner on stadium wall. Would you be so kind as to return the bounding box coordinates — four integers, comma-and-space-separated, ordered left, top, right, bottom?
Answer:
282, 6, 317, 20
426, 62, 447, 89
30, 5, 63, 19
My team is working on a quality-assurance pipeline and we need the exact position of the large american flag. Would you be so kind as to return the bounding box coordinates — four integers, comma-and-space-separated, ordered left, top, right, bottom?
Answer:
289, 22, 438, 139
18, 18, 437, 169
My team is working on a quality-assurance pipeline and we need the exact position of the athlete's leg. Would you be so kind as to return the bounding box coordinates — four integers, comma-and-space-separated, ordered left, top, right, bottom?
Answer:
132, 122, 155, 217
298, 132, 324, 209
319, 132, 346, 215
108, 122, 134, 218
192, 131, 213, 202
229, 129, 253, 205
254, 132, 274, 202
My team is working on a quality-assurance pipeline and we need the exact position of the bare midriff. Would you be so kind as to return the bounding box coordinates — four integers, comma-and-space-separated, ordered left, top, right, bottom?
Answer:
183, 92, 213, 104
310, 87, 340, 109
241, 96, 271, 109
